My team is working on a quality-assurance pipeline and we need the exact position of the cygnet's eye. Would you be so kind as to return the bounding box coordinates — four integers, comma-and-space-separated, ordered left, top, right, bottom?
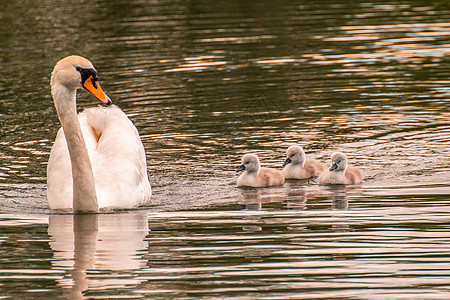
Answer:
290, 154, 295, 158
246, 161, 250, 164
337, 160, 342, 164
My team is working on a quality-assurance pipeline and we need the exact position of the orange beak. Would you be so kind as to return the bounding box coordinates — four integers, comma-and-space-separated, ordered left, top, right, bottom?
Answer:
82, 75, 112, 105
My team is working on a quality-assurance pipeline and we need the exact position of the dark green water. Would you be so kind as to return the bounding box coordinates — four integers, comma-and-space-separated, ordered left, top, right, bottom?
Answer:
2, 0, 450, 298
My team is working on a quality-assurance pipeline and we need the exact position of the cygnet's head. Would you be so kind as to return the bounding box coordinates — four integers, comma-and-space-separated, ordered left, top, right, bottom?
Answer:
283, 145, 306, 167
329, 152, 348, 171
51, 55, 111, 105
236, 154, 261, 173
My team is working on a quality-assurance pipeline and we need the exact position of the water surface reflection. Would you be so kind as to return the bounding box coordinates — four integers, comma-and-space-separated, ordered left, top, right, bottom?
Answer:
48, 212, 148, 298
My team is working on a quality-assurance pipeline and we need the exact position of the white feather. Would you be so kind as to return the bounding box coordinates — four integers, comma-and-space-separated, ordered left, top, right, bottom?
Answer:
47, 105, 152, 209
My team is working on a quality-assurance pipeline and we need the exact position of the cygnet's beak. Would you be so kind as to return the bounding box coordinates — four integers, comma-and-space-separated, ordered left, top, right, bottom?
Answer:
236, 165, 246, 173
83, 75, 112, 105
283, 157, 292, 167
329, 162, 338, 171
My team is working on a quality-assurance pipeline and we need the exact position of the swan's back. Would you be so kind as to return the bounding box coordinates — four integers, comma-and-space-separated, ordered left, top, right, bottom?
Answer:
47, 105, 151, 209
304, 158, 326, 177
344, 165, 364, 184
283, 158, 325, 179
259, 167, 285, 187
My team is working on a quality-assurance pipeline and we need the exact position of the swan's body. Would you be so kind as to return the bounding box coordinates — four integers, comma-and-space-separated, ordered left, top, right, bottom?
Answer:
282, 145, 325, 179
318, 152, 363, 185
47, 56, 151, 212
236, 154, 285, 188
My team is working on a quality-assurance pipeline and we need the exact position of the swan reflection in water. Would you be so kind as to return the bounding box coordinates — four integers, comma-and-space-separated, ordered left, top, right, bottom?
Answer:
238, 183, 363, 211
48, 211, 149, 298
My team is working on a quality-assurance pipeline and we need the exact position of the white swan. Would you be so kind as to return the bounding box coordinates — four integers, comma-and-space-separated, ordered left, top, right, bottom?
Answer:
47, 55, 151, 212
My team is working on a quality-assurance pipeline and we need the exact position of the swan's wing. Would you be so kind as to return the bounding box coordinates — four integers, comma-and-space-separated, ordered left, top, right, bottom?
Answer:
47, 112, 106, 210
81, 106, 152, 208
47, 127, 73, 209
47, 105, 151, 210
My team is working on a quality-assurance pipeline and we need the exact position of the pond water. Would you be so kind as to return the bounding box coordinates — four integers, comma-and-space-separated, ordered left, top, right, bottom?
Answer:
2, 0, 450, 298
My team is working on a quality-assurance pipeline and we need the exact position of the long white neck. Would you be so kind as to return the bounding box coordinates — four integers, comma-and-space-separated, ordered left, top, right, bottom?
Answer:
52, 84, 99, 213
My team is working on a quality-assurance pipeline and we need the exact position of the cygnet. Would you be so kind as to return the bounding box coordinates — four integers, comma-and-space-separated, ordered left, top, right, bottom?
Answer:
237, 154, 285, 187
318, 152, 364, 185
282, 145, 326, 179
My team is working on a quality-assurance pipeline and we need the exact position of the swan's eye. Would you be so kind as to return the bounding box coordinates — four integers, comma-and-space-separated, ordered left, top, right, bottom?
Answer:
77, 67, 98, 85
246, 161, 250, 164
290, 154, 295, 158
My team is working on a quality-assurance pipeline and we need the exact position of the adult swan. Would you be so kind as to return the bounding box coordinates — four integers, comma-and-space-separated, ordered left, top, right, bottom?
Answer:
47, 56, 152, 213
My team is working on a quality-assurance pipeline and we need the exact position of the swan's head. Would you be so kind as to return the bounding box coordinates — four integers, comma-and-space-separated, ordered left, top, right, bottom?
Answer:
236, 154, 261, 173
283, 145, 306, 167
51, 55, 111, 105
329, 152, 348, 171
